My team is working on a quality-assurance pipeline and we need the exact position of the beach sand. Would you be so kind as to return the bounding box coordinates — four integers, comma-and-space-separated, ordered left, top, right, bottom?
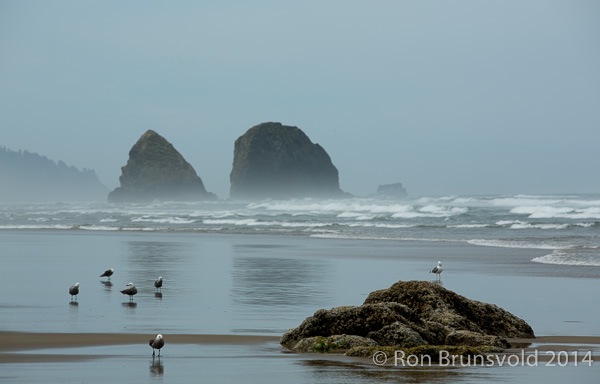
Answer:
1, 331, 598, 364
0, 331, 280, 363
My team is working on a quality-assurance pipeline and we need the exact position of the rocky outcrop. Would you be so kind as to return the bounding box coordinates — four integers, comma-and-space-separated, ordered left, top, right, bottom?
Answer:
108, 130, 217, 202
229, 122, 345, 200
372, 182, 408, 199
281, 280, 534, 354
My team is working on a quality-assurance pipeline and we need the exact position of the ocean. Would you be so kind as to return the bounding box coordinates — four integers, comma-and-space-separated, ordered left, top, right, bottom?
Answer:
2, 193, 599, 269
0, 194, 598, 383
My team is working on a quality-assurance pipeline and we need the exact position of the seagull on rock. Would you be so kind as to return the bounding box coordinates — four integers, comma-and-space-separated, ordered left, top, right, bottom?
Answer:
100, 268, 114, 280
430, 261, 444, 281
154, 276, 163, 291
149, 334, 165, 357
69, 282, 80, 301
120, 282, 138, 301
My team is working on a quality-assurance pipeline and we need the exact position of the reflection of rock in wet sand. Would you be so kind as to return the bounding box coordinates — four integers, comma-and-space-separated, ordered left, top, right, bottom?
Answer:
302, 359, 473, 383
231, 256, 333, 307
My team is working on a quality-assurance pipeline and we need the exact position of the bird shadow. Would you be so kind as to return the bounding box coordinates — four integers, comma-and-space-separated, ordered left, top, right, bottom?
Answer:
121, 302, 138, 308
154, 292, 163, 299
69, 301, 79, 307
100, 281, 113, 289
150, 357, 164, 376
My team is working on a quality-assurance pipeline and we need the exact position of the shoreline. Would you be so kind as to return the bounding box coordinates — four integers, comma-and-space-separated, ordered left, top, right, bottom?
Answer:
0, 331, 281, 352
1, 332, 598, 365
0, 331, 281, 364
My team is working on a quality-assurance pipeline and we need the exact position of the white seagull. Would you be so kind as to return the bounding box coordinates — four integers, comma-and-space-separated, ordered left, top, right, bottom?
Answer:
120, 282, 138, 301
149, 334, 165, 357
154, 276, 163, 291
430, 261, 444, 280
69, 282, 80, 301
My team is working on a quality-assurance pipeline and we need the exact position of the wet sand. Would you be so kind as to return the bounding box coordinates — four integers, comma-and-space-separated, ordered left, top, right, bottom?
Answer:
2, 331, 599, 364
0, 231, 597, 382
0, 332, 280, 363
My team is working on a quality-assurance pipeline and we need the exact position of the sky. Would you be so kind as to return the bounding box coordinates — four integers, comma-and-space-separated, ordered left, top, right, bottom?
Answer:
1, 1, 599, 198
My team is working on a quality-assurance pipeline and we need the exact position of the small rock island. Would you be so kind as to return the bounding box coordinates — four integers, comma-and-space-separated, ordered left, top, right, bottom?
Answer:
372, 182, 408, 199
108, 130, 217, 202
281, 280, 535, 359
229, 122, 345, 200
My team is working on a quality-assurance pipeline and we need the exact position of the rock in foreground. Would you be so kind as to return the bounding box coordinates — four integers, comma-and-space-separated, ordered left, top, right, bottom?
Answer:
281, 280, 534, 354
108, 130, 217, 202
229, 122, 345, 200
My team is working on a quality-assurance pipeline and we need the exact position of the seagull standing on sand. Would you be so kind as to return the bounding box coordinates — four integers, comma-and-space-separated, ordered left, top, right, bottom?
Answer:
149, 334, 165, 357
68, 282, 80, 301
430, 261, 444, 281
100, 268, 114, 280
154, 276, 163, 292
120, 282, 138, 301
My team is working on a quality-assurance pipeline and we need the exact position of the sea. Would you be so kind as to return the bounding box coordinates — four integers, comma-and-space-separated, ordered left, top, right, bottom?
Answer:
0, 193, 599, 383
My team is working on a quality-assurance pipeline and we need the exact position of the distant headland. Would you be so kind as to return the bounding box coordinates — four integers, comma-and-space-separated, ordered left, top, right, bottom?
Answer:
0, 146, 108, 202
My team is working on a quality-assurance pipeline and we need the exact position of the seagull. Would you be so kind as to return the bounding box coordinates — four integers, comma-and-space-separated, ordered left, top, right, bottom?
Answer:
430, 261, 444, 280
100, 268, 114, 280
69, 282, 80, 301
120, 282, 138, 301
154, 276, 163, 291
149, 334, 165, 357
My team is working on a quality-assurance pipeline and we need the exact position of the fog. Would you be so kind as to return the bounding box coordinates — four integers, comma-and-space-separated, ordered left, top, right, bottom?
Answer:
1, 1, 599, 198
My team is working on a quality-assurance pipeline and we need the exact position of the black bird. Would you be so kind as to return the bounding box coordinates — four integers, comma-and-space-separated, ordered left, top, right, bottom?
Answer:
120, 282, 138, 301
154, 276, 163, 291
100, 268, 114, 280
68, 282, 80, 301
149, 334, 165, 357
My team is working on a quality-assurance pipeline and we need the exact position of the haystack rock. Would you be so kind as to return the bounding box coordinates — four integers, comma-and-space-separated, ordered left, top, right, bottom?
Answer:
229, 122, 345, 200
108, 130, 217, 202
281, 280, 534, 355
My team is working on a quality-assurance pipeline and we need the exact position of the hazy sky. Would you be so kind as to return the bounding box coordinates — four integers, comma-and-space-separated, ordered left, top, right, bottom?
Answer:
1, 1, 599, 198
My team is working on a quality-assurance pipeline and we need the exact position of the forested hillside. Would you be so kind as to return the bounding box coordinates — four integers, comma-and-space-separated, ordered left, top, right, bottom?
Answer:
0, 146, 108, 202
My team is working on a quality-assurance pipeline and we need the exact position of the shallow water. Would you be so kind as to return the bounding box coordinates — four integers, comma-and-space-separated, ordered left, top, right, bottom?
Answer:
1, 229, 599, 382
3, 342, 599, 384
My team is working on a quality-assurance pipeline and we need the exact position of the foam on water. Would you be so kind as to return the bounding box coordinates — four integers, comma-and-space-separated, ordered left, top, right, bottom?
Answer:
447, 224, 491, 228
79, 225, 120, 231
467, 239, 564, 250
0, 224, 73, 230
131, 216, 197, 224
202, 218, 331, 228
532, 249, 600, 267
524, 207, 600, 220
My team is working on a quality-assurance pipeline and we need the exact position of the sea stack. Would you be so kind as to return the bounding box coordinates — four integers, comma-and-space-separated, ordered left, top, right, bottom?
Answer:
229, 122, 344, 200
281, 280, 535, 355
108, 130, 217, 202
